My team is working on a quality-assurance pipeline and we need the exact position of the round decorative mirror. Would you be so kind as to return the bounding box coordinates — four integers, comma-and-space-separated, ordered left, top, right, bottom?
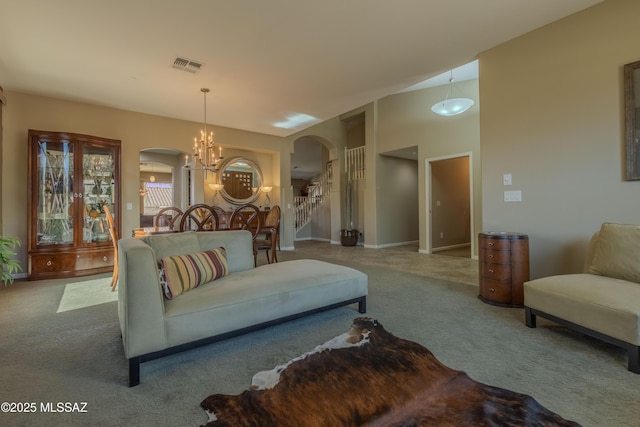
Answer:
217, 157, 263, 204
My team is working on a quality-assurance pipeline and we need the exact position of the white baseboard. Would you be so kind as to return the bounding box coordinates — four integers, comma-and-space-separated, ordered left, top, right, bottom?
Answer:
364, 240, 419, 249
432, 243, 471, 252
294, 237, 331, 243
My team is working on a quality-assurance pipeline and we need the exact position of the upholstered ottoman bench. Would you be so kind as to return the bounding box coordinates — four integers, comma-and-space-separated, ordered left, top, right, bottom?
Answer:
118, 230, 368, 386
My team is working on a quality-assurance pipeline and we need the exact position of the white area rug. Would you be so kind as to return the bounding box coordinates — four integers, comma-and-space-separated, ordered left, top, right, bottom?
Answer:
57, 277, 117, 313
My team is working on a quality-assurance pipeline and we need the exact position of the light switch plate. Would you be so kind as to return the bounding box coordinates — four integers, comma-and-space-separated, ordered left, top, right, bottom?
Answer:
503, 174, 512, 185
504, 190, 522, 202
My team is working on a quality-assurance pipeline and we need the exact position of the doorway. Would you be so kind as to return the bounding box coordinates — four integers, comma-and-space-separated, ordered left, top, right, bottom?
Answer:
291, 136, 332, 241
138, 149, 188, 227
425, 152, 473, 257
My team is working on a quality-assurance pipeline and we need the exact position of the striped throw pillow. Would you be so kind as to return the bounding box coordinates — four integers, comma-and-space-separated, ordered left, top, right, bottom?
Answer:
159, 247, 229, 299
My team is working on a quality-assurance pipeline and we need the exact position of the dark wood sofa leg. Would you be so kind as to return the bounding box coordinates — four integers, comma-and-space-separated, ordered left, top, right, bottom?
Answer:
129, 357, 141, 387
358, 297, 366, 314
628, 346, 640, 374
525, 307, 536, 328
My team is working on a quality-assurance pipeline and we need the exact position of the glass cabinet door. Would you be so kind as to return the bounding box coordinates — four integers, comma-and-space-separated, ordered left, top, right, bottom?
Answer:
82, 145, 115, 244
35, 140, 74, 246
28, 129, 121, 280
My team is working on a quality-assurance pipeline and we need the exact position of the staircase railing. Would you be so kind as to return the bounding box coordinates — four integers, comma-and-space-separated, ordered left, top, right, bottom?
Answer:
294, 147, 365, 233
345, 146, 365, 181
294, 164, 333, 231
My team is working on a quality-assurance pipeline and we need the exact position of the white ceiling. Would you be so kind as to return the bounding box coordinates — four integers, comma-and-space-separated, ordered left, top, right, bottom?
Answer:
399, 60, 479, 93
0, 0, 603, 138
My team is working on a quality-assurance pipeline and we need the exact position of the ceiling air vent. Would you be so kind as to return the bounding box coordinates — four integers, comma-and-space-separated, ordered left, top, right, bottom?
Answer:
172, 57, 203, 73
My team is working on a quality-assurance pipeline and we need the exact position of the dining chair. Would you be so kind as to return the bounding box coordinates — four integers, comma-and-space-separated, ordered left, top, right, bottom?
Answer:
153, 207, 184, 230
212, 206, 229, 230
179, 204, 220, 231
229, 204, 262, 265
102, 205, 118, 291
254, 205, 281, 265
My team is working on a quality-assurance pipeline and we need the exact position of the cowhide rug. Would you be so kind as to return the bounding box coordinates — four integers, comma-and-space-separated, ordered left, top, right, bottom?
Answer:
201, 317, 580, 427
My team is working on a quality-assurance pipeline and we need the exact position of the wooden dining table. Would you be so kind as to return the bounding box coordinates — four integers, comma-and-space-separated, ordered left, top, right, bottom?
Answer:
131, 226, 177, 237
132, 223, 232, 237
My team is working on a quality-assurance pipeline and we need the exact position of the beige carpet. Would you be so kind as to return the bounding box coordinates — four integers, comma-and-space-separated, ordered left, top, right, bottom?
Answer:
56, 277, 117, 313
1, 244, 637, 426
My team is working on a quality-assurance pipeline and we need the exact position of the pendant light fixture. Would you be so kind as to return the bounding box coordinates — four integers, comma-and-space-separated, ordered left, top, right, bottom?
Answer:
431, 71, 474, 116
184, 88, 223, 177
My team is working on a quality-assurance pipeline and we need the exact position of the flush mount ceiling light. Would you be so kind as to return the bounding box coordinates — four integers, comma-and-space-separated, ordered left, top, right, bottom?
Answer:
431, 71, 475, 116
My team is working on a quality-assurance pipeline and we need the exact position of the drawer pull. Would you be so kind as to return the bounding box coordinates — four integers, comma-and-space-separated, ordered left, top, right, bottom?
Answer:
103, 256, 108, 262
488, 254, 494, 259
488, 269, 494, 273
46, 260, 52, 267
488, 242, 494, 246
489, 288, 495, 293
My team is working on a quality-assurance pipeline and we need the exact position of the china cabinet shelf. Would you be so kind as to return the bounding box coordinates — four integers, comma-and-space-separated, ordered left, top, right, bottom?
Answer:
27, 130, 121, 280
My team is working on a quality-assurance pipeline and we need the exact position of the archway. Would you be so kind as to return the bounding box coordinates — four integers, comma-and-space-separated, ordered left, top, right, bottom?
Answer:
291, 135, 336, 242
139, 149, 189, 227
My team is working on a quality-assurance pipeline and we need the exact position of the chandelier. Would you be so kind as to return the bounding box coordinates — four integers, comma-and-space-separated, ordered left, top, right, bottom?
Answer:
184, 88, 223, 175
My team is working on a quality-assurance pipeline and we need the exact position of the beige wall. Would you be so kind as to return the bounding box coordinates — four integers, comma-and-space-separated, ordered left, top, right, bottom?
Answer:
10, 1, 630, 277
2, 91, 287, 270
377, 155, 419, 245
286, 115, 348, 243
479, 0, 640, 278
288, 83, 480, 250
378, 81, 480, 252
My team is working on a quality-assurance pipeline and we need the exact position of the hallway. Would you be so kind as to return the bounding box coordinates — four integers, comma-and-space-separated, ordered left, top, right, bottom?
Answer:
277, 241, 478, 287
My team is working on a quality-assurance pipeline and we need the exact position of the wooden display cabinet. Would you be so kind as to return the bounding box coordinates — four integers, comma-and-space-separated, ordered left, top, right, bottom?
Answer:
27, 130, 121, 280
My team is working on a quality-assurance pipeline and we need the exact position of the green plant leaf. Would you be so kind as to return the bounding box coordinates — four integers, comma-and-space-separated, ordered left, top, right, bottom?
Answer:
0, 235, 22, 285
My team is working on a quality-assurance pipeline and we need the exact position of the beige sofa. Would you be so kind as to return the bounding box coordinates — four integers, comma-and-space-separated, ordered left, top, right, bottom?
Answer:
117, 230, 368, 386
524, 223, 640, 373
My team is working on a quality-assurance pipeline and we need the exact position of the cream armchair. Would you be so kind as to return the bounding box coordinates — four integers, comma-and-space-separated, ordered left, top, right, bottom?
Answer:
524, 223, 640, 373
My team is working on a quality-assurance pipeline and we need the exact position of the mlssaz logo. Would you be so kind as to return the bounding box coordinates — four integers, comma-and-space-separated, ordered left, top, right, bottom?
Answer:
40, 402, 88, 413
